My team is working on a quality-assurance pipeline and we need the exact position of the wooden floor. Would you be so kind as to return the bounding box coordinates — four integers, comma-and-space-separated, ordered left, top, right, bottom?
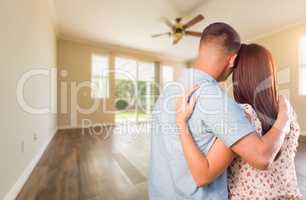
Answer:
17, 123, 150, 200
17, 124, 306, 200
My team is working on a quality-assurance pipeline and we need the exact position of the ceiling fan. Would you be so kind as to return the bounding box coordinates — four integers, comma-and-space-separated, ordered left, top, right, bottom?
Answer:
152, 14, 204, 45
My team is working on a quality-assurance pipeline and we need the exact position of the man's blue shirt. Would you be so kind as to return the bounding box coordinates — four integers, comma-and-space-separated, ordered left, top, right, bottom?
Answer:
149, 68, 255, 200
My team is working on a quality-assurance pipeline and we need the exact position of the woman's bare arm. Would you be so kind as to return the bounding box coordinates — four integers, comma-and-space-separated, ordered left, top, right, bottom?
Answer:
176, 86, 235, 186
176, 85, 290, 186
177, 123, 235, 187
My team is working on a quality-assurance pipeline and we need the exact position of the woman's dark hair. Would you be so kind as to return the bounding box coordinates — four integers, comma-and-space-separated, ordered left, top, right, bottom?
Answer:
233, 43, 279, 134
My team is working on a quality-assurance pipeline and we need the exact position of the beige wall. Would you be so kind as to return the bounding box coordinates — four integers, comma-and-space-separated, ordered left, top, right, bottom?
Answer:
57, 39, 186, 128
0, 0, 57, 198
254, 24, 306, 135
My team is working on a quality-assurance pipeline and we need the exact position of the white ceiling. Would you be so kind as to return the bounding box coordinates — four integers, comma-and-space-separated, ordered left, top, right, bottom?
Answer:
53, 0, 306, 61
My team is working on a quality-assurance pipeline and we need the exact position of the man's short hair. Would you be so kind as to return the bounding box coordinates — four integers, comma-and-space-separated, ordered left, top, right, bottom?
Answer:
200, 22, 241, 53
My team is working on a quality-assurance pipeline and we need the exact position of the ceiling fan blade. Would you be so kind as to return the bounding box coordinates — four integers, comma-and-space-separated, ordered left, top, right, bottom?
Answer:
161, 17, 175, 29
183, 14, 204, 29
185, 30, 202, 37
152, 32, 171, 38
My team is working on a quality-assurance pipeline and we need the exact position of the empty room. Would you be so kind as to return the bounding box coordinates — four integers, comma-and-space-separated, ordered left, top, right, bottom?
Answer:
1, 0, 306, 199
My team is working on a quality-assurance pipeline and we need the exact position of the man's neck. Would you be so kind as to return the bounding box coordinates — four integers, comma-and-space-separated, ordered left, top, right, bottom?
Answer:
193, 58, 220, 81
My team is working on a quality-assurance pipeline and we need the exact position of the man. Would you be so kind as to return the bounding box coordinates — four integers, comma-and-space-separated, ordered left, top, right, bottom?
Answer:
149, 23, 289, 200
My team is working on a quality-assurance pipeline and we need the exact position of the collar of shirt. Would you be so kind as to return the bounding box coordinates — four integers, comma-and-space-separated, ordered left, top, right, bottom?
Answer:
178, 68, 217, 87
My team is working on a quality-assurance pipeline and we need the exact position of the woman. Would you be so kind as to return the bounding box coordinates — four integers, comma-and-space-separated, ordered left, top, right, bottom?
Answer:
176, 44, 302, 199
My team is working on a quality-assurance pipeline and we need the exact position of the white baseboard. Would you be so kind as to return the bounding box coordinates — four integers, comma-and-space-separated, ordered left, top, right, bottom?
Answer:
3, 129, 57, 200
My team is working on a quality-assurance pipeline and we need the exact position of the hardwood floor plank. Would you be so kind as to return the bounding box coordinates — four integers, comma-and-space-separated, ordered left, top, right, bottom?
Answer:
112, 153, 146, 185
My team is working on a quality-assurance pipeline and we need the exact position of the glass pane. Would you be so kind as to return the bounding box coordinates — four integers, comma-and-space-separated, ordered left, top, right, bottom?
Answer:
138, 62, 155, 81
114, 58, 156, 123
92, 54, 108, 76
91, 54, 109, 98
300, 67, 306, 95
99, 77, 109, 98
299, 37, 306, 95
162, 65, 174, 84
138, 62, 155, 121
115, 57, 138, 122
300, 37, 306, 65
115, 57, 137, 80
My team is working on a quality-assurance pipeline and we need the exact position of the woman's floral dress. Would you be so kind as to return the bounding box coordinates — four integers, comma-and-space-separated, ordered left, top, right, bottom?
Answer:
228, 104, 302, 200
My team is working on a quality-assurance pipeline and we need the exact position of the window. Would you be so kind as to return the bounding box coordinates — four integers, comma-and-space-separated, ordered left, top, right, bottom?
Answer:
91, 54, 109, 99
162, 65, 174, 84
299, 37, 306, 95
114, 57, 156, 122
